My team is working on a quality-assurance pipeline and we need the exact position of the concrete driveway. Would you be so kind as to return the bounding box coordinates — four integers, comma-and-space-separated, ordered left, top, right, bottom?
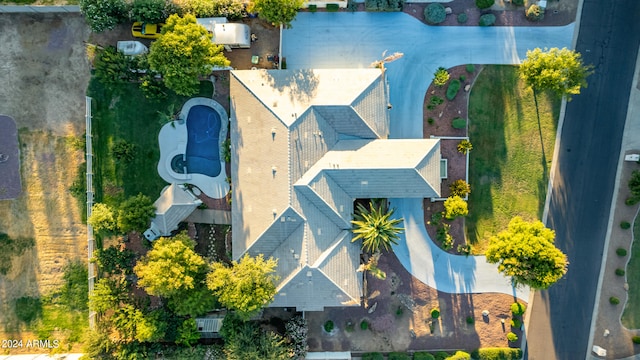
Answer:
283, 12, 574, 299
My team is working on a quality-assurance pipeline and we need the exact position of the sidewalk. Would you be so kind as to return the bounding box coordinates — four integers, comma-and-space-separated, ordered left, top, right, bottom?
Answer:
587, 45, 640, 359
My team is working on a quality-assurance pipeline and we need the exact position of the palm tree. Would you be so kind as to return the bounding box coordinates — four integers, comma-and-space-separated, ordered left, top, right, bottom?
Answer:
351, 200, 404, 253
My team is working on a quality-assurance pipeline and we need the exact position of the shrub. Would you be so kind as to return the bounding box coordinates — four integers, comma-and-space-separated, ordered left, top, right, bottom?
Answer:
389, 352, 411, 360
511, 302, 526, 315
360, 319, 369, 330
433, 67, 450, 86
512, 0, 524, 5
434, 352, 451, 360
471, 348, 523, 360
414, 352, 436, 360
457, 139, 473, 154
617, 248, 628, 257
526, 4, 544, 21
424, 3, 446, 24
506, 332, 518, 342
323, 320, 334, 332
444, 195, 468, 219
633, 336, 640, 344
460, 75, 466, 82
60, 261, 89, 311
457, 13, 467, 23
396, 306, 404, 317
466, 316, 475, 324
431, 308, 440, 319
510, 318, 521, 328
365, 0, 404, 11
446, 79, 461, 100
308, 4, 317, 11
111, 139, 137, 163
621, 221, 631, 229
450, 179, 471, 197
446, 351, 471, 360
630, 170, 640, 199
130, 0, 170, 23
610, 296, 620, 305
475, 0, 494, 9
626, 197, 640, 206
452, 117, 467, 129
326, 3, 339, 11
437, 223, 453, 249
80, 0, 129, 32
430, 95, 445, 106
479, 13, 496, 26
14, 297, 42, 324
362, 352, 384, 360
616, 268, 626, 276
428, 117, 435, 125
466, 64, 475, 73
345, 320, 354, 332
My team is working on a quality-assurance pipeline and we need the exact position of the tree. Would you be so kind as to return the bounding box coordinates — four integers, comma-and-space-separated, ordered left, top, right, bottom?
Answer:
117, 193, 155, 234
351, 200, 404, 253
485, 216, 568, 289
94, 245, 136, 275
130, 0, 171, 23
134, 233, 207, 297
223, 320, 290, 360
519, 47, 593, 99
88, 203, 118, 233
176, 318, 201, 347
167, 286, 217, 317
80, 0, 129, 32
449, 179, 471, 197
433, 67, 450, 87
148, 14, 230, 96
628, 170, 640, 203
248, 0, 304, 27
475, 0, 494, 9
90, 277, 128, 314
112, 305, 167, 342
443, 195, 468, 219
207, 254, 279, 320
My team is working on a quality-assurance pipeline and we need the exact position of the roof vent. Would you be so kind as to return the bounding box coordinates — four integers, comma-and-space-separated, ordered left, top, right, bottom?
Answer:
307, 271, 312, 277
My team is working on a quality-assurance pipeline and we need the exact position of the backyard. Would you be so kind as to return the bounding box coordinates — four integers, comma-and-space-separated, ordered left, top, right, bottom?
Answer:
466, 65, 560, 253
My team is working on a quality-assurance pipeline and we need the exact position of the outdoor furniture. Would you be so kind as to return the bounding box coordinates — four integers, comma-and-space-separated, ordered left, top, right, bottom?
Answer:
251, 55, 259, 65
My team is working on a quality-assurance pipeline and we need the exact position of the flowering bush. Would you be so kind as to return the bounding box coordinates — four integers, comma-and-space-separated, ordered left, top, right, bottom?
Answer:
80, 0, 129, 32
286, 316, 308, 359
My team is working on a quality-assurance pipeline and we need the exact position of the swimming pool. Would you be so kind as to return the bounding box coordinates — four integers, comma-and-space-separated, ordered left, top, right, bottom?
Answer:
183, 105, 221, 177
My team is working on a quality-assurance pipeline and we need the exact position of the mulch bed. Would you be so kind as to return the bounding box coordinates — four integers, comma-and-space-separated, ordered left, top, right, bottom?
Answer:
0, 115, 22, 200
404, 0, 576, 27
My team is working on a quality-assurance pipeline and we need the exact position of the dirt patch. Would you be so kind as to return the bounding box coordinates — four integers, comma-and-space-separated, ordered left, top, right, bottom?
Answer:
0, 13, 90, 337
306, 252, 524, 352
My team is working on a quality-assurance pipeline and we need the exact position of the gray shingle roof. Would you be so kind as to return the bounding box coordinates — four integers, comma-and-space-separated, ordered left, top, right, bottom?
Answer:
230, 69, 441, 311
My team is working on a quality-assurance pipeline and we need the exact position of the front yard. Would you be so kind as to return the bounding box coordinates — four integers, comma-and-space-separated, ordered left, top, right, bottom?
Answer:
466, 65, 560, 252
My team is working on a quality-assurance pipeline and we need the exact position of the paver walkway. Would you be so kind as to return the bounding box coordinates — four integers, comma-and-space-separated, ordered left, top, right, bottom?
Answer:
283, 12, 573, 299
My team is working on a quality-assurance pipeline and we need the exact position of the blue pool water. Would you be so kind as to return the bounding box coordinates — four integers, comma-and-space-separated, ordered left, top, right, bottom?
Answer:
184, 105, 221, 177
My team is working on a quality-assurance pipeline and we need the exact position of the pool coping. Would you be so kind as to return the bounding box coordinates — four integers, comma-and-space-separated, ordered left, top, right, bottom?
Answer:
157, 97, 230, 199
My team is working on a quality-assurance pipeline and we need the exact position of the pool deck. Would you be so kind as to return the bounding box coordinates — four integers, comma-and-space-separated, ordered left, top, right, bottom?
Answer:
157, 97, 230, 199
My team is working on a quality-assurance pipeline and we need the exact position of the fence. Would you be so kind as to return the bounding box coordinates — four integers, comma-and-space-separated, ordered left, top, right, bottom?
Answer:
85, 96, 96, 329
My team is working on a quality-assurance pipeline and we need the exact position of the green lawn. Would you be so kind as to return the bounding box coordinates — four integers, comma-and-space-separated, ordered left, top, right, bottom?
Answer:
622, 213, 640, 328
87, 78, 213, 205
466, 65, 560, 253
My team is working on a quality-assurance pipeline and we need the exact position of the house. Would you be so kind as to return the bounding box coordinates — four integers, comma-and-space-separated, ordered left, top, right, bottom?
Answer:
143, 183, 202, 241
230, 69, 441, 311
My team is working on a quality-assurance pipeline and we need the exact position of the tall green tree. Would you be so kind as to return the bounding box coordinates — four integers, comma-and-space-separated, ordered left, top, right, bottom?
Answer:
485, 216, 568, 289
90, 277, 128, 314
248, 0, 304, 27
117, 193, 156, 234
148, 14, 230, 96
80, 0, 129, 32
519, 47, 593, 99
207, 254, 279, 320
134, 233, 208, 297
351, 200, 404, 253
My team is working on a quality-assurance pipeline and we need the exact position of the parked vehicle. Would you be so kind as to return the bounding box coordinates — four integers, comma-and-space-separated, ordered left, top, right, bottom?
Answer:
196, 18, 250, 50
117, 41, 148, 56
132, 22, 164, 39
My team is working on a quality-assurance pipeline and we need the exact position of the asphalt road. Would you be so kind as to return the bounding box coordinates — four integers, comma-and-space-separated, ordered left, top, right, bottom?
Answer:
525, 1, 640, 359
